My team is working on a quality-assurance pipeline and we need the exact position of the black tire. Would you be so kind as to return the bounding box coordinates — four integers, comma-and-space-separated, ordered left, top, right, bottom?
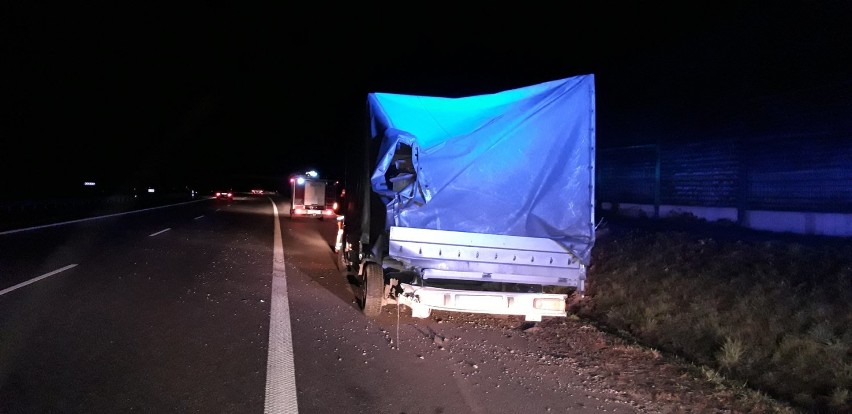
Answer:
362, 262, 385, 317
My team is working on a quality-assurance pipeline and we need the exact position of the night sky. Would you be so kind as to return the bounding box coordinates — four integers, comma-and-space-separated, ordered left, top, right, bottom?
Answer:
3, 2, 851, 196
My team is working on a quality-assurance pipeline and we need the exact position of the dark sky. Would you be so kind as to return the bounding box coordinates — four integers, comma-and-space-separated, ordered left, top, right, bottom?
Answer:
3, 2, 851, 194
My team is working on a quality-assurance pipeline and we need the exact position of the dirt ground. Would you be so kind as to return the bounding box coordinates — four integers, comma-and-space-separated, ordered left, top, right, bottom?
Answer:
429, 311, 799, 414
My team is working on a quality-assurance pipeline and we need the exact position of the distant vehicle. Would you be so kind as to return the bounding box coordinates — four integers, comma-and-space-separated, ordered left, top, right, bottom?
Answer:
215, 190, 233, 200
250, 189, 265, 195
289, 171, 338, 219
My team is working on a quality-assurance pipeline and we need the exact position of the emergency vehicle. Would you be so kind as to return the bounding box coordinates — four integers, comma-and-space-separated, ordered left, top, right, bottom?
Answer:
288, 171, 338, 219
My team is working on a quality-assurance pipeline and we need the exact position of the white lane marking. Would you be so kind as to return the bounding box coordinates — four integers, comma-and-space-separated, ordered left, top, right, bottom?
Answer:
264, 199, 299, 414
0, 199, 207, 236
194, 215, 204, 220
0, 264, 78, 296
148, 228, 171, 237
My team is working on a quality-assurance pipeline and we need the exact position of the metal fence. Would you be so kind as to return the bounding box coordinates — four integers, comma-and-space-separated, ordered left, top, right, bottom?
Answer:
597, 135, 852, 219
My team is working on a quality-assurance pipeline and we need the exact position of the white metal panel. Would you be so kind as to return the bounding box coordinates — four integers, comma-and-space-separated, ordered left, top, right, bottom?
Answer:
390, 226, 569, 253
398, 284, 567, 320
304, 181, 325, 206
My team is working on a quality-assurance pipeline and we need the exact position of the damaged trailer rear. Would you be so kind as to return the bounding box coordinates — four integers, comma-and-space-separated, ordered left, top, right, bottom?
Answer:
338, 74, 596, 321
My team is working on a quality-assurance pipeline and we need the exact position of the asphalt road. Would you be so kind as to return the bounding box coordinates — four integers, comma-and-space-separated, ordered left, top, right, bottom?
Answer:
0, 195, 640, 414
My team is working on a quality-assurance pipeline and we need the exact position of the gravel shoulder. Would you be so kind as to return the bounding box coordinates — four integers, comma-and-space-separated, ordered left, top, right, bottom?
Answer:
367, 305, 798, 414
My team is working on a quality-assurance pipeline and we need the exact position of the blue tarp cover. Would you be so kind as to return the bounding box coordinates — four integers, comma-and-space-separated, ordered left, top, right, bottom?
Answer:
367, 74, 596, 263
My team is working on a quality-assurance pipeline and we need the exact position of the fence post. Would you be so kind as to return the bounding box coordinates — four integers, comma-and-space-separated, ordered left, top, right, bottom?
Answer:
654, 142, 661, 218
737, 139, 749, 226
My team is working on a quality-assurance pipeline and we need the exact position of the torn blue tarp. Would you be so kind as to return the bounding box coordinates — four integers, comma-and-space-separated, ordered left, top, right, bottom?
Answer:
367, 74, 596, 264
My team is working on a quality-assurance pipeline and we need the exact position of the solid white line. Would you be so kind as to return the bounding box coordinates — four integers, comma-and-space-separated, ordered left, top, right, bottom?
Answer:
0, 264, 78, 296
194, 215, 204, 220
264, 199, 299, 414
0, 199, 207, 236
149, 228, 171, 237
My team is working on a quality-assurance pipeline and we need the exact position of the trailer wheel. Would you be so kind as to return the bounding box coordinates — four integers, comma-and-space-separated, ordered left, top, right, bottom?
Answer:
362, 262, 385, 317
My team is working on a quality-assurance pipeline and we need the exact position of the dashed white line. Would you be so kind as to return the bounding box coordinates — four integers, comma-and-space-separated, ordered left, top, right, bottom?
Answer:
149, 228, 171, 237
0, 199, 207, 235
264, 199, 299, 414
0, 264, 78, 296
194, 215, 205, 220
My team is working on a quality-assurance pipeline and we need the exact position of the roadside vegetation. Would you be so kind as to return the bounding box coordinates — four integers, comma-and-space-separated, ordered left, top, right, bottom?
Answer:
577, 214, 852, 413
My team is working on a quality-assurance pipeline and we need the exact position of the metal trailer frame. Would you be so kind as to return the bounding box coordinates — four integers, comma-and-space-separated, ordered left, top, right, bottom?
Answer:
383, 226, 585, 321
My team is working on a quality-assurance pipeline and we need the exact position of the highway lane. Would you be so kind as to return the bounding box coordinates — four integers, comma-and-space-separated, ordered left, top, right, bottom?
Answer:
0, 196, 272, 412
1, 195, 640, 413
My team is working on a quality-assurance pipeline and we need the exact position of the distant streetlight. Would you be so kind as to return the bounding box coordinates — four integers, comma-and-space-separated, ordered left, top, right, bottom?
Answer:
84, 181, 96, 186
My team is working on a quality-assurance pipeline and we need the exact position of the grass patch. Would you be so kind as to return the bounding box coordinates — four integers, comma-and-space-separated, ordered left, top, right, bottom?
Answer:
580, 215, 852, 413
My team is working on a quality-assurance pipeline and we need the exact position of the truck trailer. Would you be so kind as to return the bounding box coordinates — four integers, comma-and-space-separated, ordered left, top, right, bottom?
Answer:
338, 74, 596, 321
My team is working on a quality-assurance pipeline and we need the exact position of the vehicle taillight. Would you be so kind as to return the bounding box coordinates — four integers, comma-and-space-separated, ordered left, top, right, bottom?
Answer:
533, 298, 566, 311
294, 208, 306, 215
323, 209, 335, 216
